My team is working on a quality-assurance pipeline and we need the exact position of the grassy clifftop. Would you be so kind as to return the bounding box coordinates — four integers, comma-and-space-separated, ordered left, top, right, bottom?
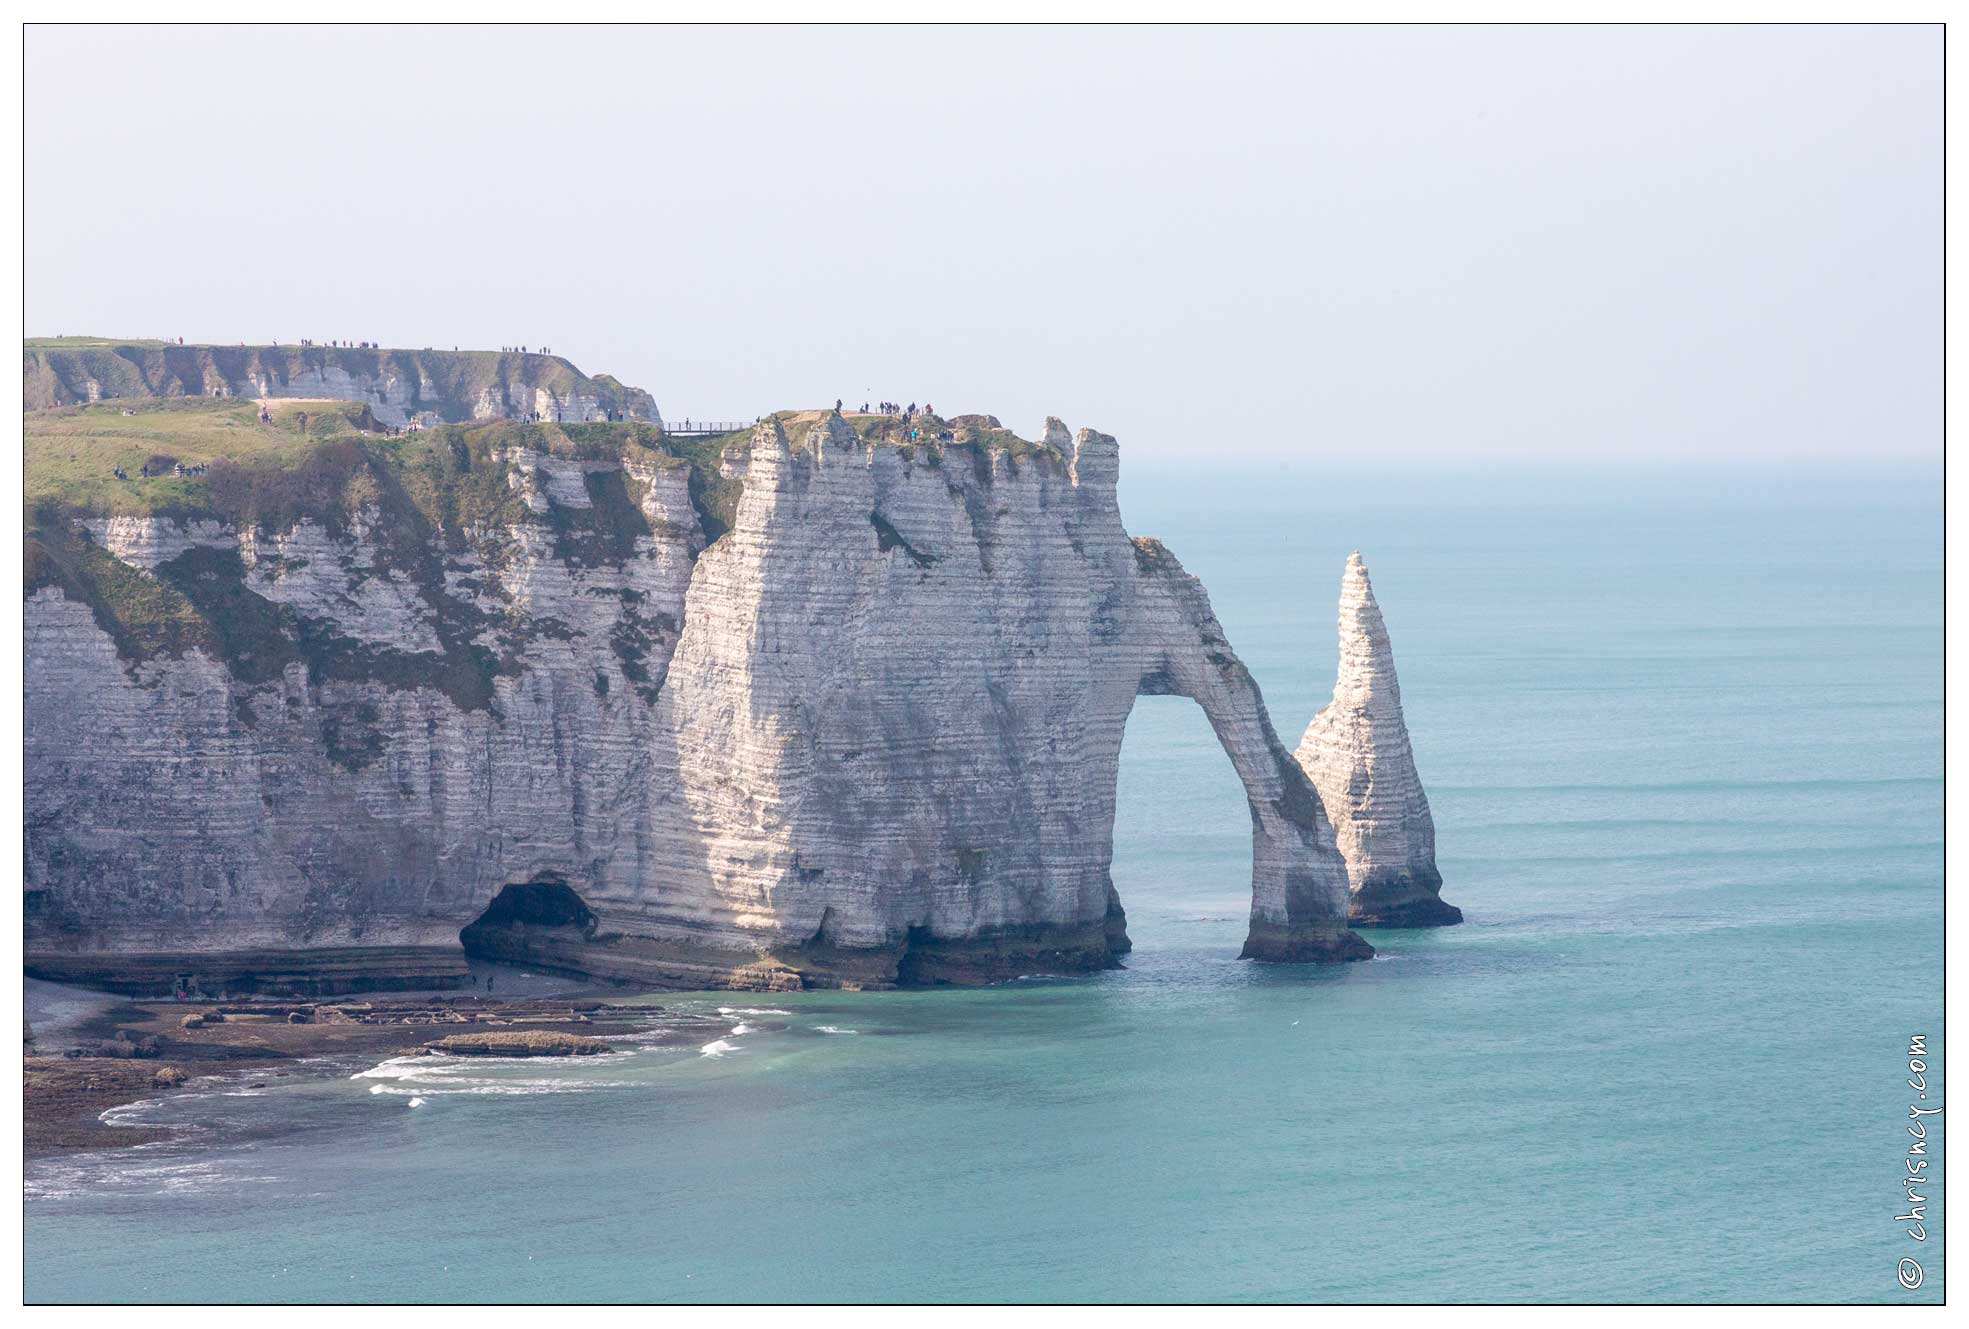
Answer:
25, 397, 726, 531
22, 340, 660, 423
24, 398, 724, 713
26, 401, 1053, 521
23, 398, 1070, 712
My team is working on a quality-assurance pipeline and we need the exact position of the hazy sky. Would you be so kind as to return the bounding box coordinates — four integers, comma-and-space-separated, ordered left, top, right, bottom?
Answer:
25, 24, 1940, 462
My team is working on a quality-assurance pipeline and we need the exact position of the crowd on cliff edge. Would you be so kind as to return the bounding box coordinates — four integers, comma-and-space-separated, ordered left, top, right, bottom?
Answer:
839, 399, 956, 443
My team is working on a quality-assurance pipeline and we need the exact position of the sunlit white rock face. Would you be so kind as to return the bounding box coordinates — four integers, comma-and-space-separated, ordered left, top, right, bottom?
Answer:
80, 516, 233, 570
24, 416, 1374, 993
1295, 553, 1462, 927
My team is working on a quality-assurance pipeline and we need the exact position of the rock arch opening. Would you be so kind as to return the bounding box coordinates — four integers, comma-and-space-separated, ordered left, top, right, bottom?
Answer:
1115, 585, 1371, 966
1109, 693, 1253, 955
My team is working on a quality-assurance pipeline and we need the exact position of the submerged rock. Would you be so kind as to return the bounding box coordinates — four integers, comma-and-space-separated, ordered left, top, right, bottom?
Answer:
423, 1030, 611, 1058
1296, 553, 1462, 927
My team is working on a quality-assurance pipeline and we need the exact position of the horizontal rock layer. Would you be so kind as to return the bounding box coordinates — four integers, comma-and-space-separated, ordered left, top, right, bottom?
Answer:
25, 416, 1373, 993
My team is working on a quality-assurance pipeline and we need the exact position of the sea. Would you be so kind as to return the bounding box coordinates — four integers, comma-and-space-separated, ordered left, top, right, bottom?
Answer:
23, 456, 1944, 1304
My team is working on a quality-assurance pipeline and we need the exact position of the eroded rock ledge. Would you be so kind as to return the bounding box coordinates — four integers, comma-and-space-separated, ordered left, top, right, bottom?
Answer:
24, 413, 1452, 993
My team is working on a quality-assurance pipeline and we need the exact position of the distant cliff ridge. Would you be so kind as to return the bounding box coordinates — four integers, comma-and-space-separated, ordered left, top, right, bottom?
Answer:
23, 341, 661, 427
22, 395, 1457, 996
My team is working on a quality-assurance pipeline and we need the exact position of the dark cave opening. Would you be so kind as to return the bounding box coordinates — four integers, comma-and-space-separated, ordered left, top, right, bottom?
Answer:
459, 879, 598, 963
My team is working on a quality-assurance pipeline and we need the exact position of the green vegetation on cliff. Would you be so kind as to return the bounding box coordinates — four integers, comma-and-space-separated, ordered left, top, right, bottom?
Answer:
26, 399, 332, 515
25, 398, 676, 525
24, 335, 173, 350
22, 397, 1063, 711
23, 400, 714, 712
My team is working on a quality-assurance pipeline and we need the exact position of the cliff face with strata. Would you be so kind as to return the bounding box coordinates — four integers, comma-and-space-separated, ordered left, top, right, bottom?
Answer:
23, 343, 659, 426
1295, 553, 1461, 926
25, 411, 1384, 994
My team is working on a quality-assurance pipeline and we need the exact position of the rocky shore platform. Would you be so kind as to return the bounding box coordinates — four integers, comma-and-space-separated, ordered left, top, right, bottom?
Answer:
24, 984, 713, 1153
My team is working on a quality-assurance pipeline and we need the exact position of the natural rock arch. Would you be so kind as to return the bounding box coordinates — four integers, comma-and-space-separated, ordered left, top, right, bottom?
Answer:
23, 411, 1442, 994
650, 417, 1372, 984
1104, 542, 1370, 966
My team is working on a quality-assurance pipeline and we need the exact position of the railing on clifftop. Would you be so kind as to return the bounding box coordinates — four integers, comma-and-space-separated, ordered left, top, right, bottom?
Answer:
662, 420, 755, 438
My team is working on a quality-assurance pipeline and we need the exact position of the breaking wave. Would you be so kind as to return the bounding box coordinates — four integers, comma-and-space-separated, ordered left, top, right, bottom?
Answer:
350, 1053, 630, 1098
97, 1098, 163, 1127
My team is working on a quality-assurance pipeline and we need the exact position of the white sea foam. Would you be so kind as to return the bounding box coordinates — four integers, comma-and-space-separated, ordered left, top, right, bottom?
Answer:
407, 1097, 426, 1108
98, 1098, 163, 1127
365, 1074, 628, 1098
600, 1027, 693, 1051
730, 1022, 754, 1035
716, 1006, 791, 1017
30, 1156, 277, 1201
815, 1026, 859, 1035
353, 1048, 633, 1097
699, 1039, 742, 1058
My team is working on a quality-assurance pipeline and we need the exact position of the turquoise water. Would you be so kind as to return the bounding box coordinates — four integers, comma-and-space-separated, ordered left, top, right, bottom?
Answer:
24, 460, 1943, 1303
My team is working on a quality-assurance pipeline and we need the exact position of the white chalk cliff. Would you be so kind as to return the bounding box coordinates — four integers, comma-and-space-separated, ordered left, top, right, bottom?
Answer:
24, 343, 659, 426
1295, 553, 1461, 926
24, 414, 1452, 996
